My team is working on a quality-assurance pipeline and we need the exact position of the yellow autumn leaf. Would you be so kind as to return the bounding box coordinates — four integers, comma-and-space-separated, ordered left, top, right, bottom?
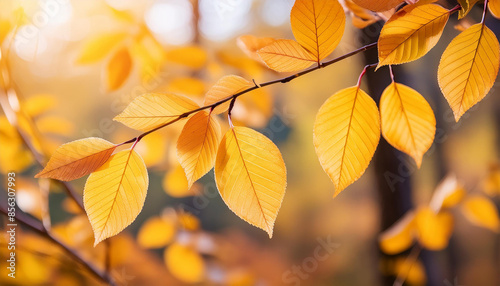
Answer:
131, 35, 166, 82
0, 19, 12, 45
217, 51, 265, 77
177, 212, 201, 231
490, 0, 500, 19
345, 0, 377, 21
36, 116, 75, 136
177, 111, 221, 188
137, 217, 176, 249
232, 88, 274, 128
163, 164, 198, 198
77, 32, 128, 64
414, 207, 453, 250
237, 35, 276, 60
457, 0, 481, 19
461, 195, 500, 232
84, 149, 148, 245
133, 131, 167, 167
313, 86, 380, 196
0, 118, 32, 173
167, 77, 206, 98
204, 75, 254, 114
352, 0, 404, 11
380, 82, 436, 167
35, 138, 116, 181
351, 14, 378, 29
164, 243, 205, 283
484, 164, 500, 196
114, 92, 199, 131
379, 211, 415, 254
290, 0, 345, 61
106, 47, 133, 91
22, 94, 56, 118
377, 4, 450, 68
393, 258, 427, 286
429, 175, 465, 211
257, 39, 316, 72
438, 23, 500, 121
215, 126, 287, 237
165, 46, 207, 69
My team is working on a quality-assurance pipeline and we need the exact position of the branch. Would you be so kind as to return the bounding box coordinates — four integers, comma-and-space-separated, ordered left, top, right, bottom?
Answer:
119, 42, 378, 145
0, 205, 115, 286
0, 67, 85, 213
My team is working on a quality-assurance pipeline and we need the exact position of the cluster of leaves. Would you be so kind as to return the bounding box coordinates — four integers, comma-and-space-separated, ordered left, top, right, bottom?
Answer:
36, 0, 500, 244
378, 172, 500, 283
381, 174, 500, 254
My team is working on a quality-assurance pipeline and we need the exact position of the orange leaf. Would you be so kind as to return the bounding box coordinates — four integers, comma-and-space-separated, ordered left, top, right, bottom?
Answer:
203, 75, 254, 114
177, 111, 222, 188
106, 47, 133, 91
84, 149, 148, 246
35, 138, 116, 181
380, 82, 436, 167
290, 0, 345, 61
114, 92, 199, 131
313, 87, 380, 196
438, 24, 500, 121
352, 0, 404, 12
237, 35, 276, 60
257, 39, 316, 72
215, 127, 287, 237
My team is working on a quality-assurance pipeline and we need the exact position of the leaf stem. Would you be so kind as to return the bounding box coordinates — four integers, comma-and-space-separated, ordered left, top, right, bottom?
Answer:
449, 5, 461, 13
121, 42, 378, 144
482, 0, 489, 23
357, 63, 378, 88
389, 65, 395, 82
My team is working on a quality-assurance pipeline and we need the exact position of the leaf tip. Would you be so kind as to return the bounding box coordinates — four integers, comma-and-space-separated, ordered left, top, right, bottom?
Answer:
413, 155, 423, 169
267, 230, 273, 239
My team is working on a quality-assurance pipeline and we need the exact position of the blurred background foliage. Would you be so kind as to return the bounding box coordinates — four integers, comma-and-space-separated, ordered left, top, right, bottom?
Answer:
0, 0, 500, 285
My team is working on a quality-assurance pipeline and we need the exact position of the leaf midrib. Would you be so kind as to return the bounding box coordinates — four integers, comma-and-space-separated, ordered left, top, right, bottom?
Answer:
231, 128, 270, 230
101, 150, 134, 238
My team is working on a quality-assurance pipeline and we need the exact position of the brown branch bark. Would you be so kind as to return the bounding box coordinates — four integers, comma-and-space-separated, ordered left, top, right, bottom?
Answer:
0, 205, 115, 285
118, 42, 378, 145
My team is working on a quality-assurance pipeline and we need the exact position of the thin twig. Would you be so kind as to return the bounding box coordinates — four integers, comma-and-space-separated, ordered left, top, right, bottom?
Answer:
116, 42, 378, 145
0, 205, 116, 286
